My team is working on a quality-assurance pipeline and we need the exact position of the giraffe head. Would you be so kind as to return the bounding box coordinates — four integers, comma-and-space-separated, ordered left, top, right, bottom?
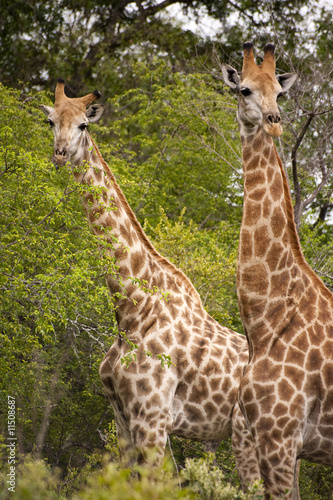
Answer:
40, 79, 104, 167
222, 43, 297, 137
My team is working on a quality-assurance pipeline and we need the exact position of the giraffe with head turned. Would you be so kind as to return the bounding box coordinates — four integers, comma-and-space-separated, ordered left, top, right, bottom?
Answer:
40, 80, 260, 488
222, 43, 333, 498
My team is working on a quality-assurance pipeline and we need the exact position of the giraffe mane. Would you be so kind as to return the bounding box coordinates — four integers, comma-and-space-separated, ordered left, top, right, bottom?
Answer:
274, 144, 333, 302
89, 137, 203, 305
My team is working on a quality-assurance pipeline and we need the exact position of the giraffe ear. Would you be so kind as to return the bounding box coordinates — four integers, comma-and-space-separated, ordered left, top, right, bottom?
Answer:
40, 105, 54, 117
222, 64, 240, 90
277, 73, 297, 92
86, 104, 104, 122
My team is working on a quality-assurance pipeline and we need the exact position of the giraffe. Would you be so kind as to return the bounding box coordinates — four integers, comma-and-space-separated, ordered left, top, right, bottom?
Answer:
40, 80, 260, 488
222, 43, 333, 498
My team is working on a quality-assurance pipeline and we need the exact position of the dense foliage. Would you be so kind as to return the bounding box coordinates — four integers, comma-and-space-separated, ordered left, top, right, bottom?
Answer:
1, 1, 333, 498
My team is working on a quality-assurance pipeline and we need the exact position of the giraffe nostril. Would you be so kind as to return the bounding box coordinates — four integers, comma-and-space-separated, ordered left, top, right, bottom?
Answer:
55, 148, 67, 156
267, 114, 281, 124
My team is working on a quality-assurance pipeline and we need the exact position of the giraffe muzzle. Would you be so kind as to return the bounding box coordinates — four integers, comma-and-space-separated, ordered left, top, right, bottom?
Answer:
263, 112, 283, 137
52, 149, 70, 168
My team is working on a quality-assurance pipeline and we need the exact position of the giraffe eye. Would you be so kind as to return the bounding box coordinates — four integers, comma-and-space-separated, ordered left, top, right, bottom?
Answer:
240, 88, 252, 97
47, 119, 54, 127
78, 123, 88, 131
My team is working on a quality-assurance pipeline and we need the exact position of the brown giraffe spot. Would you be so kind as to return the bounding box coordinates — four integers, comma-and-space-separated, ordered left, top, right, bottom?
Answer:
211, 344, 224, 359
322, 388, 333, 414
166, 274, 181, 294
266, 242, 284, 272
239, 229, 253, 262
292, 332, 310, 353
265, 300, 286, 330
266, 165, 275, 183
168, 301, 180, 321
93, 168, 103, 182
270, 272, 290, 299
204, 401, 218, 420
184, 404, 204, 423
115, 246, 128, 261
270, 173, 283, 201
152, 365, 164, 388
172, 347, 188, 374
276, 416, 289, 429
182, 308, 192, 326
273, 401, 289, 417
263, 146, 271, 159
245, 170, 266, 191
101, 375, 115, 393
322, 362, 333, 387
317, 295, 333, 324
136, 377, 152, 396
189, 378, 209, 404
160, 330, 173, 349
253, 382, 276, 401
184, 367, 197, 384
119, 376, 134, 404
210, 377, 221, 391
323, 338, 333, 358
84, 192, 94, 205
243, 200, 262, 226
290, 394, 305, 417
284, 314, 306, 340
241, 264, 269, 295
221, 376, 232, 394
262, 195, 273, 219
285, 346, 306, 368
130, 250, 145, 275
146, 338, 163, 355
150, 393, 162, 408
132, 402, 145, 418
202, 360, 220, 378
88, 207, 105, 222
307, 324, 325, 347
254, 225, 269, 258
284, 365, 304, 391
269, 344, 285, 363
242, 386, 255, 404
278, 378, 294, 401
258, 416, 275, 432
244, 402, 259, 422
305, 348, 324, 372
190, 344, 208, 366
174, 322, 190, 346
175, 381, 188, 399
212, 394, 224, 405
242, 146, 252, 162
252, 134, 264, 152
132, 424, 147, 444
249, 187, 266, 201
283, 418, 299, 437
157, 313, 170, 330
271, 206, 286, 238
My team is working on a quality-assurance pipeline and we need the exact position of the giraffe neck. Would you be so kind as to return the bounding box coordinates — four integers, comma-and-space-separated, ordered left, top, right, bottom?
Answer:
69, 132, 202, 329
238, 127, 331, 347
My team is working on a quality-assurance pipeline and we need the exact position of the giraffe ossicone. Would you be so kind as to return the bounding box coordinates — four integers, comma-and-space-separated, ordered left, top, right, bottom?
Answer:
40, 81, 260, 488
223, 42, 333, 499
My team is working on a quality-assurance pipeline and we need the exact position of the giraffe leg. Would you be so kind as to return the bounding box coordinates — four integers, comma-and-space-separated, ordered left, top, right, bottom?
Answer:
255, 438, 300, 499
112, 407, 136, 464
231, 403, 260, 491
128, 416, 170, 467
292, 459, 301, 500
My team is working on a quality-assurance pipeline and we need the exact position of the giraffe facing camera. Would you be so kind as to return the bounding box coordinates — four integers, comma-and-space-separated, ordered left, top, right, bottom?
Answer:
223, 43, 333, 499
40, 81, 260, 488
